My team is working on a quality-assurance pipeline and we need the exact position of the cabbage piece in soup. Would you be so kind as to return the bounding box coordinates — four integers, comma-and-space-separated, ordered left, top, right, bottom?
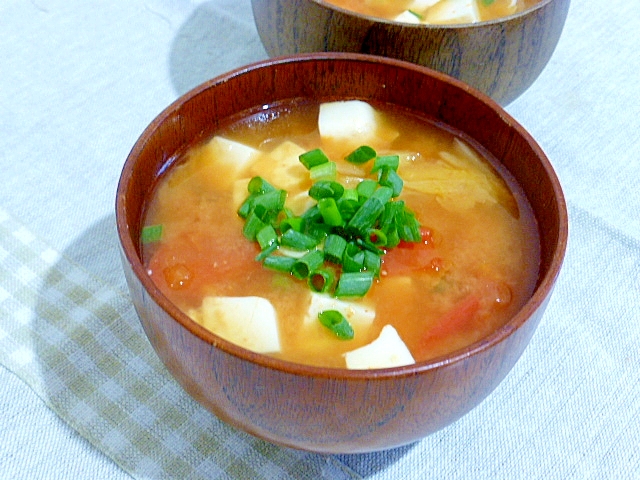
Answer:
141, 99, 540, 369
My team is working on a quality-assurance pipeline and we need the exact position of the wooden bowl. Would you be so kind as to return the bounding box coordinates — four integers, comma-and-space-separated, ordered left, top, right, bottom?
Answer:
116, 53, 567, 453
251, 0, 571, 105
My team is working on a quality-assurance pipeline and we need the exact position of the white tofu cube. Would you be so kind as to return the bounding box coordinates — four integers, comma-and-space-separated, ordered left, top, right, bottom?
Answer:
188, 296, 281, 354
425, 0, 480, 24
190, 136, 259, 191
344, 325, 415, 369
319, 100, 399, 150
206, 136, 259, 175
319, 100, 377, 141
303, 292, 376, 330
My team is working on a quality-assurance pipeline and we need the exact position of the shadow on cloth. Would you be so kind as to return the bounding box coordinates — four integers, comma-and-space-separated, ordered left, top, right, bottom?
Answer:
168, 0, 268, 97
34, 214, 418, 478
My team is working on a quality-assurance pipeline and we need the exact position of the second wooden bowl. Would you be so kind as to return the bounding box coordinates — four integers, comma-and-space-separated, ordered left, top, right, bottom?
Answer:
251, 0, 571, 105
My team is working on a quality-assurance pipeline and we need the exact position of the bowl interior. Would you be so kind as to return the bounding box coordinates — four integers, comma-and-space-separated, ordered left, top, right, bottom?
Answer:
117, 52, 567, 375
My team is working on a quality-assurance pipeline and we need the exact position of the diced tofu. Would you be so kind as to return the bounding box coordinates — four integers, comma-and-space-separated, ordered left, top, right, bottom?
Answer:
188, 296, 281, 354
303, 292, 376, 330
318, 100, 399, 149
344, 325, 415, 369
394, 10, 423, 24
206, 136, 259, 175
425, 0, 480, 24
250, 140, 309, 191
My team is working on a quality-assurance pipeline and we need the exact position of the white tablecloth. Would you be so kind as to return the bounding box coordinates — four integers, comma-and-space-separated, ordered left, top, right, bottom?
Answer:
1, 0, 639, 478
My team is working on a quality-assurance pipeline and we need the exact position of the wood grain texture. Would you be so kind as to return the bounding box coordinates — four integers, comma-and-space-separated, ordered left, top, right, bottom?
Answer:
116, 53, 568, 453
251, 0, 571, 105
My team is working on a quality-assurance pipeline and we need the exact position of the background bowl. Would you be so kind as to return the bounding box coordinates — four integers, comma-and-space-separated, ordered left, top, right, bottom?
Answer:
251, 0, 571, 105
116, 53, 567, 454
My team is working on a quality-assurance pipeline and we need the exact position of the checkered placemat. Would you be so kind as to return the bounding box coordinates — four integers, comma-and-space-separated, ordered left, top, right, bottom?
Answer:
0, 207, 359, 479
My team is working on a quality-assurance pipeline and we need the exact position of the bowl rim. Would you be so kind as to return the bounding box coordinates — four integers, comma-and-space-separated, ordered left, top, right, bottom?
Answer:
116, 52, 568, 381
305, 0, 556, 28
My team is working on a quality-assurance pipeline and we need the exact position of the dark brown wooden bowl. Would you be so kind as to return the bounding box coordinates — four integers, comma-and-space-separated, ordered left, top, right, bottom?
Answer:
116, 53, 567, 454
251, 0, 571, 105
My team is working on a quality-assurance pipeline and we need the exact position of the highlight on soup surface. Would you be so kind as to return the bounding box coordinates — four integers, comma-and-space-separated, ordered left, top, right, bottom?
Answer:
140, 99, 541, 369
322, 0, 540, 24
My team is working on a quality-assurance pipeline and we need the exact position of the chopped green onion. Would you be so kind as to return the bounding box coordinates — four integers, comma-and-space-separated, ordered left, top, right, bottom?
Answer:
308, 268, 336, 293
356, 179, 378, 199
371, 155, 400, 172
309, 180, 345, 200
248, 176, 276, 194
279, 216, 303, 233
280, 228, 318, 251
263, 255, 296, 273
335, 271, 375, 297
337, 197, 360, 222
347, 197, 385, 236
237, 193, 257, 219
370, 186, 394, 204
363, 250, 382, 277
397, 208, 422, 242
318, 310, 354, 340
242, 211, 267, 241
342, 242, 365, 273
378, 166, 403, 197
292, 249, 325, 279
309, 161, 337, 181
482, 0, 496, 5
345, 145, 376, 165
341, 188, 359, 202
323, 234, 347, 264
240, 140, 423, 302
141, 224, 163, 244
256, 224, 278, 250
255, 242, 278, 262
299, 148, 330, 170
251, 189, 287, 217
318, 197, 344, 227
367, 228, 387, 247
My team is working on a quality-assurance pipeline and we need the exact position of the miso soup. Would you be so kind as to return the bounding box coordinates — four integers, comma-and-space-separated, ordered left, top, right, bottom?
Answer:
323, 0, 540, 25
141, 99, 540, 369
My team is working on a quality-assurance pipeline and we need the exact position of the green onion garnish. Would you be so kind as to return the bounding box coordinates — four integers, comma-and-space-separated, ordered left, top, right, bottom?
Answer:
309, 180, 345, 200
318, 310, 354, 340
308, 268, 336, 294
309, 161, 337, 181
299, 148, 330, 169
256, 224, 278, 251
345, 145, 376, 164
238, 145, 422, 300
280, 229, 318, 251
141, 224, 163, 244
263, 255, 296, 273
378, 167, 403, 197
292, 249, 325, 279
335, 271, 375, 297
318, 197, 344, 227
323, 234, 347, 265
371, 155, 400, 172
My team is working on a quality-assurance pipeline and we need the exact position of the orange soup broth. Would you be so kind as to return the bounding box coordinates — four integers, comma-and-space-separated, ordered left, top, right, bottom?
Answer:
323, 0, 540, 23
142, 100, 540, 368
